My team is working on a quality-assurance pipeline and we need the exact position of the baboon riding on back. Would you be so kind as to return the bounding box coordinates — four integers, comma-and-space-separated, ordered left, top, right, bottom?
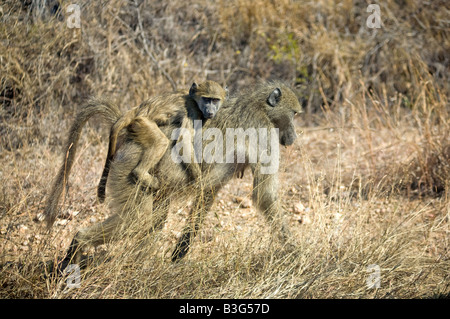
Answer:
44, 81, 302, 267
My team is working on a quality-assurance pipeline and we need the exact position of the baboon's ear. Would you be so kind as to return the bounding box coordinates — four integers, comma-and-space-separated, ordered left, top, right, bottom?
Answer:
267, 88, 282, 107
189, 83, 198, 97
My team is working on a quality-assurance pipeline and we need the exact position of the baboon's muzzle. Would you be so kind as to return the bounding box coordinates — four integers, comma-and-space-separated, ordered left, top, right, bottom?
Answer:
280, 129, 297, 146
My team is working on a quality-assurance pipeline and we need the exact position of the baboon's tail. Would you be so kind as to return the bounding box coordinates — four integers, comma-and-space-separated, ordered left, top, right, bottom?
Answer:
44, 98, 122, 229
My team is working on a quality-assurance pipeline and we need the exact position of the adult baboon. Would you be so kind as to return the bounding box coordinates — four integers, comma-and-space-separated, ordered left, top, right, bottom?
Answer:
170, 81, 301, 260
44, 81, 302, 267
97, 81, 228, 203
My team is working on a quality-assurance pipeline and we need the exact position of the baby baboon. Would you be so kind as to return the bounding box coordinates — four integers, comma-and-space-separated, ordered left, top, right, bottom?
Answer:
97, 80, 228, 202
44, 81, 302, 268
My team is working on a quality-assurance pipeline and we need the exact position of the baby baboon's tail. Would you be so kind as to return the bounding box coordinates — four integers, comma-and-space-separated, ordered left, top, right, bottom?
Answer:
44, 98, 122, 229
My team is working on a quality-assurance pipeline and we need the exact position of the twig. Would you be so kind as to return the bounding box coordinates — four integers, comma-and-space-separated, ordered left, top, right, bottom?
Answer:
133, 0, 177, 91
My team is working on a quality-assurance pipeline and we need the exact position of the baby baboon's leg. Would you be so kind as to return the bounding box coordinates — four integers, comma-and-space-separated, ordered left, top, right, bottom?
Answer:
171, 188, 218, 261
98, 108, 139, 203
128, 116, 170, 189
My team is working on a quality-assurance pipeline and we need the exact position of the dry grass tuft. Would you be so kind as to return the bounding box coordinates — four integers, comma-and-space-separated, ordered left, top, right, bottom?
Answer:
1, 0, 449, 298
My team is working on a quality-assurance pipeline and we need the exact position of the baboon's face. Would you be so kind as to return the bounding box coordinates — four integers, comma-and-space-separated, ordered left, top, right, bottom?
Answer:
198, 96, 223, 119
265, 86, 302, 146
190, 82, 227, 119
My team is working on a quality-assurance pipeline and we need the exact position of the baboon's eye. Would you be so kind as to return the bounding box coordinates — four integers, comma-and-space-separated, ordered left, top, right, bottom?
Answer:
212, 98, 220, 104
267, 88, 282, 107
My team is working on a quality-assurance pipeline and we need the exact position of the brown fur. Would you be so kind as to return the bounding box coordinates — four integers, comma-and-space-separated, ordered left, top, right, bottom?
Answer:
97, 81, 227, 203
44, 81, 302, 269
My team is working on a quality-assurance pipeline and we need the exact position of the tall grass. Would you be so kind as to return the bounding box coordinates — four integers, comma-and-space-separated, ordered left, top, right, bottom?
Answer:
0, 0, 448, 298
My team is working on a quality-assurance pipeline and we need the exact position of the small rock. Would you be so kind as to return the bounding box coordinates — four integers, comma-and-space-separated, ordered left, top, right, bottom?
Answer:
234, 196, 251, 208
291, 214, 300, 221
292, 202, 305, 214
333, 212, 344, 224
58, 211, 71, 219
301, 215, 312, 224
70, 210, 80, 217
34, 213, 45, 222
172, 231, 182, 239
90, 217, 97, 223
56, 219, 69, 226
18, 224, 28, 233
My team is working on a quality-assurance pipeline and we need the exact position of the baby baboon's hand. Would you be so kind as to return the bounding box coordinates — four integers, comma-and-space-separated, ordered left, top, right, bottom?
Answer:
130, 169, 160, 191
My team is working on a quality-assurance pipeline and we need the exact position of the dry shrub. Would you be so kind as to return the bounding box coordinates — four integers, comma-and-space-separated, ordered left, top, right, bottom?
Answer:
1, 0, 449, 299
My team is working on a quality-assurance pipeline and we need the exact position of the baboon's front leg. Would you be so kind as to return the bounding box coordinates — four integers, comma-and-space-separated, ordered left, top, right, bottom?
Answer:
148, 197, 171, 233
171, 190, 216, 261
251, 164, 291, 243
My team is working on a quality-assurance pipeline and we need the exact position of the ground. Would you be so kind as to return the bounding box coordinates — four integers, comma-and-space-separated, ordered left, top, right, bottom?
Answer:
0, 0, 448, 299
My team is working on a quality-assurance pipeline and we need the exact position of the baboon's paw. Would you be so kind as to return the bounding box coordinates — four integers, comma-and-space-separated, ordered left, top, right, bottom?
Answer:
130, 169, 160, 191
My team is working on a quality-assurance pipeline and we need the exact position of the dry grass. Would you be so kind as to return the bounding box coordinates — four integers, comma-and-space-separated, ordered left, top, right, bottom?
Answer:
0, 0, 449, 298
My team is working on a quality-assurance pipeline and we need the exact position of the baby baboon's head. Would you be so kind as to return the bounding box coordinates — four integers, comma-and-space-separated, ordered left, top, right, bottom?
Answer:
189, 80, 228, 119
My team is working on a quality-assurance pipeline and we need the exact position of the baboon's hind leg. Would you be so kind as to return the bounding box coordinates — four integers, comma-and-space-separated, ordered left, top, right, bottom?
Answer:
61, 187, 155, 270
61, 213, 123, 268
